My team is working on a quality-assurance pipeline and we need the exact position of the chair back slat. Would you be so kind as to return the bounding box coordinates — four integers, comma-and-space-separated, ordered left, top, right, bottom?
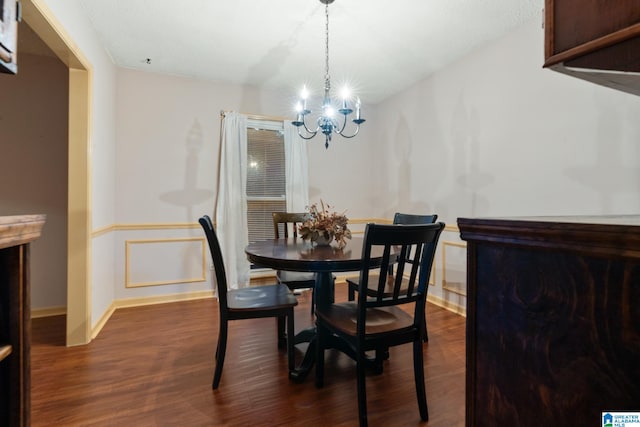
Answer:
405, 243, 423, 296
199, 215, 228, 312
392, 244, 409, 299
391, 212, 437, 277
272, 212, 310, 239
372, 244, 393, 301
356, 222, 444, 336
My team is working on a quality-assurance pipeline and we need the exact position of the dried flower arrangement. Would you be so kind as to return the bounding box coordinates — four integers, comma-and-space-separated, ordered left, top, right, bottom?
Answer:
298, 200, 352, 249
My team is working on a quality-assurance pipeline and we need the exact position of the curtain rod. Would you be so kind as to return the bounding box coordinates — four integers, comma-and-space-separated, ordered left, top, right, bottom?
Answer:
220, 110, 290, 122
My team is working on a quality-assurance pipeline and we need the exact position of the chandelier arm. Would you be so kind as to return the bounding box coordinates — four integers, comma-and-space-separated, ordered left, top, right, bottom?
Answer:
297, 116, 320, 139
335, 124, 361, 138
334, 113, 364, 138
333, 112, 349, 135
297, 128, 318, 140
302, 116, 321, 135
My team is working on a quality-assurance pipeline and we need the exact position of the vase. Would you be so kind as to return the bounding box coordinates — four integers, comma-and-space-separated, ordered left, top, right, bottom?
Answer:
312, 234, 333, 246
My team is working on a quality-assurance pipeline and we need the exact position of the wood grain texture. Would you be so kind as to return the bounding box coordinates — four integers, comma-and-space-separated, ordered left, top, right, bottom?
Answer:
547, 0, 640, 53
31, 285, 465, 426
460, 215, 640, 427
475, 247, 639, 425
543, 0, 640, 96
0, 215, 46, 250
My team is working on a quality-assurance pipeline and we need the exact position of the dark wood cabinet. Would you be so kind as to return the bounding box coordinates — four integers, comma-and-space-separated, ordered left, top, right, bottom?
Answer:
0, 215, 45, 427
0, 0, 19, 74
459, 215, 640, 427
544, 0, 640, 96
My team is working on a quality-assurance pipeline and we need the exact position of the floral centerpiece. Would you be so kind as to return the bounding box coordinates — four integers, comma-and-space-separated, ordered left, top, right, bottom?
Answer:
298, 200, 351, 249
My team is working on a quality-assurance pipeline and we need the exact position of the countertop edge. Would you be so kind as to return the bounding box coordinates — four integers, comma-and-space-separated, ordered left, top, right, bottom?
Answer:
0, 214, 47, 250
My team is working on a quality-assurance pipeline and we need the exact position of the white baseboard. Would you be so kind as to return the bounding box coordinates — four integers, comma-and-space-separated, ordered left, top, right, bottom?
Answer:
91, 302, 117, 340
31, 306, 66, 318
89, 290, 215, 339
427, 294, 466, 317
113, 290, 214, 310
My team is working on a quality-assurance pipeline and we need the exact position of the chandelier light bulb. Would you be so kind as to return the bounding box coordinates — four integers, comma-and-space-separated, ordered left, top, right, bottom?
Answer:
340, 87, 350, 110
324, 105, 335, 117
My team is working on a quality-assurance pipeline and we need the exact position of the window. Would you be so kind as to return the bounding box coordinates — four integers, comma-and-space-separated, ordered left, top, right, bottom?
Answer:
246, 120, 286, 243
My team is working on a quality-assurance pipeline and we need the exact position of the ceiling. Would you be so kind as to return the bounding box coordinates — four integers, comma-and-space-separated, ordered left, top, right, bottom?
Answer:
76, 0, 542, 104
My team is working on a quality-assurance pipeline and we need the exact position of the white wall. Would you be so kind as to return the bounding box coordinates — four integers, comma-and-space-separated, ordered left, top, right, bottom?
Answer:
114, 69, 230, 301
115, 68, 378, 224
374, 17, 640, 309
113, 68, 377, 301
24, 6, 640, 322
376, 17, 640, 221
306, 108, 378, 219
0, 52, 68, 310
41, 0, 118, 326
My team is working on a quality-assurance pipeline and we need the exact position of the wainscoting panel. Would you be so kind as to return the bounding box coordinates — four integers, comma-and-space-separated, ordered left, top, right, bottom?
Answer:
442, 240, 467, 297
125, 237, 206, 288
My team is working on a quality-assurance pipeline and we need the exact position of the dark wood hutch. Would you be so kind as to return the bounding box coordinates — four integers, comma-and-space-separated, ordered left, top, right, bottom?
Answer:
0, 215, 45, 426
459, 215, 640, 426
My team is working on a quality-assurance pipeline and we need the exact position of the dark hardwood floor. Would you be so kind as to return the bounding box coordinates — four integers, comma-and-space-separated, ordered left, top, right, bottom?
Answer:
31, 284, 465, 426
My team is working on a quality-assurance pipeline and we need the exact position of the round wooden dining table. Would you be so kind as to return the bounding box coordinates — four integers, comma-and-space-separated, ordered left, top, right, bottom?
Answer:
245, 236, 389, 380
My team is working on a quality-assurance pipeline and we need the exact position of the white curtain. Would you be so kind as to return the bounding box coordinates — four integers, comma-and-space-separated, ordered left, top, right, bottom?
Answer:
215, 112, 250, 289
284, 123, 310, 212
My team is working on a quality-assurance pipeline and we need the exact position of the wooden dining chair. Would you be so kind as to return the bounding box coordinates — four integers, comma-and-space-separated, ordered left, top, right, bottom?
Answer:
345, 212, 437, 342
272, 212, 319, 313
315, 222, 444, 427
199, 215, 298, 389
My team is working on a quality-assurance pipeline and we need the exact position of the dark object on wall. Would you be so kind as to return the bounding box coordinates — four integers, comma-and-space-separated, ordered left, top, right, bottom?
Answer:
0, 0, 20, 74
543, 0, 640, 96
459, 215, 640, 427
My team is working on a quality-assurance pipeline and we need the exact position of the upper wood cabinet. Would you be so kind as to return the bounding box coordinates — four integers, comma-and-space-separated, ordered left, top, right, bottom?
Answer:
0, 0, 19, 74
543, 0, 640, 96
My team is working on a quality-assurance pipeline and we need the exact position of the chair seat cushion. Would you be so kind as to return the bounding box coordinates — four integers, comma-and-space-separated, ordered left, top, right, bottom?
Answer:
345, 274, 412, 297
316, 302, 414, 337
227, 284, 298, 310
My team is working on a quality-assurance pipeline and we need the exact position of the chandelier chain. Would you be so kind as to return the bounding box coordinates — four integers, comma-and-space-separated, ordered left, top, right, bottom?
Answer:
324, 2, 330, 92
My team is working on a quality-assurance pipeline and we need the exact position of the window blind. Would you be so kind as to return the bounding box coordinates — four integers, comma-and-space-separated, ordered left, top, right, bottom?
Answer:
246, 126, 286, 243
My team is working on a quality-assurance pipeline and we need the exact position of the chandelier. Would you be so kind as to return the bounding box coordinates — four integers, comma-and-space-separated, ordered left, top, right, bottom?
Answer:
292, 0, 365, 149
